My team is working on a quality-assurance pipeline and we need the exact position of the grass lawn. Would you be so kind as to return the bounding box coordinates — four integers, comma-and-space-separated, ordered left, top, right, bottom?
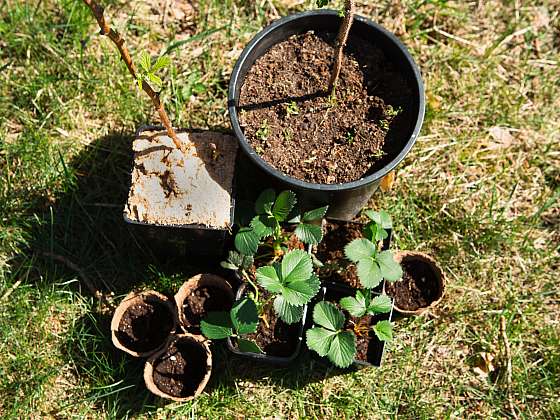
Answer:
1, 0, 559, 418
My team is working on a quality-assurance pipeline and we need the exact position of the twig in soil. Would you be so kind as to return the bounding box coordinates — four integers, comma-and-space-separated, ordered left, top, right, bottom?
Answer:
81, 0, 183, 151
329, 0, 356, 94
500, 315, 519, 419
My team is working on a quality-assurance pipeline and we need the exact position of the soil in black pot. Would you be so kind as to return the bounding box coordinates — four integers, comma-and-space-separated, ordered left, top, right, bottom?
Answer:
183, 286, 234, 326
116, 300, 174, 353
316, 221, 362, 288
239, 31, 414, 184
152, 339, 208, 398
241, 294, 300, 357
385, 259, 439, 310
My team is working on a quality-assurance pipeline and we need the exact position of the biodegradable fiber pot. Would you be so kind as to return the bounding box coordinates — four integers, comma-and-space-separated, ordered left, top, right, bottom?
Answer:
175, 273, 235, 330
228, 10, 425, 220
386, 251, 445, 316
111, 291, 177, 358
144, 333, 212, 402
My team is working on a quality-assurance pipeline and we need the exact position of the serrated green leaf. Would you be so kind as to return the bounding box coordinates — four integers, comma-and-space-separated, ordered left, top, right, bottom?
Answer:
368, 294, 392, 314
364, 209, 392, 229
200, 311, 234, 339
377, 250, 403, 282
356, 258, 383, 289
344, 238, 376, 263
373, 320, 393, 342
282, 249, 312, 283
272, 190, 297, 221
241, 255, 254, 270
230, 298, 259, 335
313, 301, 344, 331
250, 215, 275, 238
237, 338, 263, 354
274, 295, 304, 324
306, 327, 336, 357
302, 206, 329, 222
220, 261, 238, 270
234, 227, 260, 255
327, 331, 356, 368
282, 274, 320, 306
339, 296, 367, 317
140, 51, 151, 73
294, 223, 323, 245
256, 265, 283, 293
147, 72, 163, 88
151, 55, 171, 72
363, 223, 388, 242
255, 189, 276, 214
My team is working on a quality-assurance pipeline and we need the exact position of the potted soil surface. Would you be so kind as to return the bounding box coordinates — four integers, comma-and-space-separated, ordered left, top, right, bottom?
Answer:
225, 283, 308, 365
316, 220, 392, 289
385, 251, 445, 316
175, 273, 235, 330
308, 282, 394, 368
124, 126, 238, 260
229, 10, 425, 220
144, 333, 212, 401
111, 290, 177, 357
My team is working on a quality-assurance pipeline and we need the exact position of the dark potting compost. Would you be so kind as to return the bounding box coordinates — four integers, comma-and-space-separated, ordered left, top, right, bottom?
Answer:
385, 258, 440, 310
152, 340, 208, 398
183, 285, 234, 326
116, 300, 174, 353
238, 31, 414, 184
316, 221, 362, 288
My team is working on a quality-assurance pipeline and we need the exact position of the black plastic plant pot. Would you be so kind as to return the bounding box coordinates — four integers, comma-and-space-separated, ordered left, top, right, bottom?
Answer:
310, 282, 394, 369
226, 282, 308, 366
123, 126, 236, 260
228, 10, 425, 221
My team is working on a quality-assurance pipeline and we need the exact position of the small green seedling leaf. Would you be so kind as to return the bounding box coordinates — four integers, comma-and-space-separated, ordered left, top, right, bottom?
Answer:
327, 331, 356, 368
306, 327, 337, 357
200, 311, 234, 339
250, 215, 275, 239
151, 55, 171, 72
345, 238, 376, 263
147, 72, 163, 89
237, 338, 263, 354
255, 265, 283, 293
272, 190, 297, 221
377, 250, 403, 282
231, 298, 259, 335
282, 249, 313, 282
140, 51, 151, 73
313, 301, 344, 331
356, 258, 383, 288
302, 206, 329, 222
255, 189, 276, 214
220, 250, 254, 271
294, 223, 323, 245
234, 227, 260, 256
369, 294, 392, 314
340, 293, 368, 317
373, 320, 393, 342
274, 295, 304, 324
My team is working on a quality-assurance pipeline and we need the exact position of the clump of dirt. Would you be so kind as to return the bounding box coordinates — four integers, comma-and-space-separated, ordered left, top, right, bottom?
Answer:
316, 221, 363, 288
239, 31, 414, 184
125, 130, 237, 228
183, 285, 234, 326
116, 300, 174, 353
385, 258, 440, 310
152, 339, 208, 398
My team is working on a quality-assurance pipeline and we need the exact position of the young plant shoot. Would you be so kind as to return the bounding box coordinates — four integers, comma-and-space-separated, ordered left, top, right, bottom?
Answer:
306, 293, 393, 368
344, 209, 402, 289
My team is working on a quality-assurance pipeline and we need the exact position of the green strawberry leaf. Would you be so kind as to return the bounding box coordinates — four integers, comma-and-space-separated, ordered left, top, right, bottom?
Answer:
255, 189, 276, 214
339, 295, 367, 317
368, 294, 392, 314
282, 274, 320, 306
256, 265, 284, 293
237, 338, 263, 354
294, 223, 323, 245
234, 227, 260, 256
356, 258, 383, 289
282, 249, 313, 283
273, 295, 304, 324
344, 238, 376, 263
306, 327, 336, 357
272, 190, 297, 221
313, 301, 344, 331
302, 206, 329, 222
373, 320, 393, 342
327, 331, 356, 368
230, 298, 259, 335
200, 311, 233, 339
377, 250, 403, 282
250, 215, 275, 238
364, 209, 392, 229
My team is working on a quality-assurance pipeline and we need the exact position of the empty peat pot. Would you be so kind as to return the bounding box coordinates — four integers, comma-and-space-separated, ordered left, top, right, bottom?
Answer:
111, 291, 177, 357
229, 10, 425, 220
385, 251, 445, 316
175, 273, 235, 330
144, 333, 212, 401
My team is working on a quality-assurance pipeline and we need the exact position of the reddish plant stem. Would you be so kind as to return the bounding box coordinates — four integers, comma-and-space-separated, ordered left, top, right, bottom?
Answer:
329, 0, 355, 94
82, 0, 182, 150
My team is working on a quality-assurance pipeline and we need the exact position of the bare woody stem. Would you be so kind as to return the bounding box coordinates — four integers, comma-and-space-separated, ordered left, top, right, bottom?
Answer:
328, 0, 355, 94
81, 0, 182, 150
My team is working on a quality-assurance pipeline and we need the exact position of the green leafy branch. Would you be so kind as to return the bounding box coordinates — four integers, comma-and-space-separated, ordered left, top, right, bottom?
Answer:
137, 51, 171, 91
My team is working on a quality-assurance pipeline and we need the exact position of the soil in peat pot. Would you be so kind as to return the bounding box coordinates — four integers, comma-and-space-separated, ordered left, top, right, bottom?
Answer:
183, 286, 234, 326
316, 222, 363, 288
385, 259, 440, 310
241, 293, 300, 357
152, 340, 208, 398
116, 300, 174, 353
238, 31, 415, 184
